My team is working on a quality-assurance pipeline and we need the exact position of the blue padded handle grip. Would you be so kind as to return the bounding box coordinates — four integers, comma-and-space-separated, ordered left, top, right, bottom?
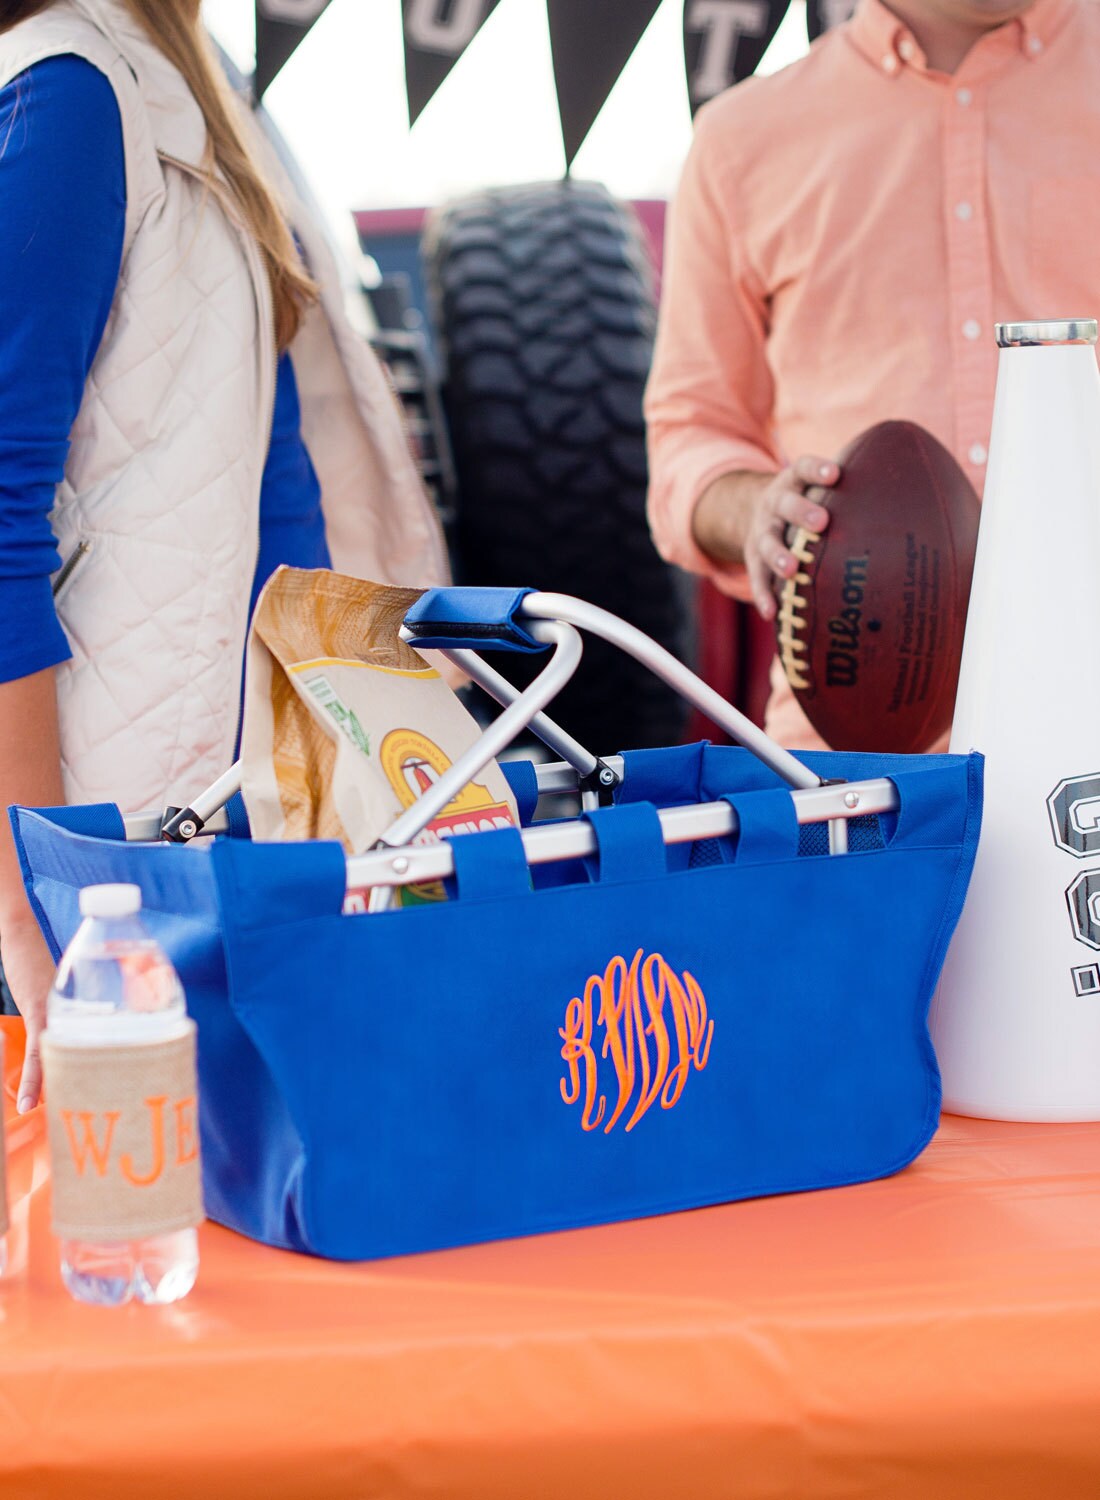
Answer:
402, 587, 545, 653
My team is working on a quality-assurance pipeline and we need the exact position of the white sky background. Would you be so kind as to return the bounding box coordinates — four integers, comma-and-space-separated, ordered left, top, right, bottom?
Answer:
203, 0, 810, 231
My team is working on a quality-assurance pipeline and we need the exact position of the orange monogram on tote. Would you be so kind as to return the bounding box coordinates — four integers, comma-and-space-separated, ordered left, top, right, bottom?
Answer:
560, 950, 713, 1133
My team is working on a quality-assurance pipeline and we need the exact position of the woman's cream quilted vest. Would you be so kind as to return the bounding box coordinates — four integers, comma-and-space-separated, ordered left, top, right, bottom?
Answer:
0, 0, 448, 814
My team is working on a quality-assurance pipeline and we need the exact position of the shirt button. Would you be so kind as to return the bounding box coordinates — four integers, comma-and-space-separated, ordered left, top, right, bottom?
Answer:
882, 52, 899, 73
962, 318, 981, 340
898, 37, 915, 60
1028, 35, 1043, 54
956, 87, 972, 106
969, 443, 988, 465
954, 200, 973, 222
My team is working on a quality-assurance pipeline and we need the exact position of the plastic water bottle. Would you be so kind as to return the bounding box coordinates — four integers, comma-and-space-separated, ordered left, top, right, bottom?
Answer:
47, 884, 199, 1305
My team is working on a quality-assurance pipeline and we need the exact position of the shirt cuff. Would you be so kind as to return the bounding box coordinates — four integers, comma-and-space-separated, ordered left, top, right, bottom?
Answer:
0, 574, 72, 683
647, 436, 780, 602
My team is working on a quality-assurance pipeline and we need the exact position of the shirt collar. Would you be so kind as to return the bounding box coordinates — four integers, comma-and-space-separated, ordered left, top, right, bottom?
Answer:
847, 0, 1076, 75
1017, 0, 1075, 51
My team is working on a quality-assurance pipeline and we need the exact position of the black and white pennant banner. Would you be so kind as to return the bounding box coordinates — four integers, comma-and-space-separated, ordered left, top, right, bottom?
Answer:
254, 0, 333, 98
547, 0, 662, 169
402, 0, 504, 127
257, 1, 816, 148
683, 0, 790, 114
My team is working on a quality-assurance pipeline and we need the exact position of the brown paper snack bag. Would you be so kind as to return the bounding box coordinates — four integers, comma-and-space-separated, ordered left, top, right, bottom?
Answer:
240, 569, 519, 904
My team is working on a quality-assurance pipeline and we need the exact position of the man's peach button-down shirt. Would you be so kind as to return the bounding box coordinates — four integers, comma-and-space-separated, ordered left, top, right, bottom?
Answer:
645, 0, 1095, 750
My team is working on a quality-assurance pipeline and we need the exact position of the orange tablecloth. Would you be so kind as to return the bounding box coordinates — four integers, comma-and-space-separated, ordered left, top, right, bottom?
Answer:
3, 1017, 1100, 1500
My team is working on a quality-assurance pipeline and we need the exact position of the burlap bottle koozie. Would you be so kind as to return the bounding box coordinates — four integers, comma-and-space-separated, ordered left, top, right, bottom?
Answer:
41, 1023, 203, 1241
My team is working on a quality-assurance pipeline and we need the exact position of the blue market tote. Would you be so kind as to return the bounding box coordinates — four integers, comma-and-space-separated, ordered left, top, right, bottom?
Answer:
11, 590, 983, 1261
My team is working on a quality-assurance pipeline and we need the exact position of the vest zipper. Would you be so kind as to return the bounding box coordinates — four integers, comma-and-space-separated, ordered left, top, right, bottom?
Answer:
52, 540, 92, 600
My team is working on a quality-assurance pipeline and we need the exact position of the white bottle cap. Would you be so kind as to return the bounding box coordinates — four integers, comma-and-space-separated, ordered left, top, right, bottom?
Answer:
79, 883, 142, 918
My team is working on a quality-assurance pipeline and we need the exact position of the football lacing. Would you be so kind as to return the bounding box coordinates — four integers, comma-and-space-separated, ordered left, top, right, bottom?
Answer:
776, 525, 821, 692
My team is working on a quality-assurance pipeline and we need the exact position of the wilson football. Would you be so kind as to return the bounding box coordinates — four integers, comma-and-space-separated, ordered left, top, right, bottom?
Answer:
775, 421, 980, 753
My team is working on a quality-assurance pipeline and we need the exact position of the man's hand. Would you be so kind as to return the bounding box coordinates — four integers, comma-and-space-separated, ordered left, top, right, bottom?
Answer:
1, 913, 56, 1113
692, 456, 840, 620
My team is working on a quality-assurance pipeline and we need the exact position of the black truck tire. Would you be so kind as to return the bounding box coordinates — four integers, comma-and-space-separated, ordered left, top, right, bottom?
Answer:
423, 180, 690, 754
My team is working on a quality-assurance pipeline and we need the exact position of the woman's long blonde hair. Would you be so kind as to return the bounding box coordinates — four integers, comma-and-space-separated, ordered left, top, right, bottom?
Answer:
1, 0, 316, 349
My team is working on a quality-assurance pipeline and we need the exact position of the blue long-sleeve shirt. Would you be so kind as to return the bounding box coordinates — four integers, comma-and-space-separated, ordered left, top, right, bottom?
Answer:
0, 55, 330, 685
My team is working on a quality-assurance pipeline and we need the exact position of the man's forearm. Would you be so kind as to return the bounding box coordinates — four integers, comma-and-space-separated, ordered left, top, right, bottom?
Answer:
0, 668, 64, 934
689, 456, 838, 619
691, 469, 775, 566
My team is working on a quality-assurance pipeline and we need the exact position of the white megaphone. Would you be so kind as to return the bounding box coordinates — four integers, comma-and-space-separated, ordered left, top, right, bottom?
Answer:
932, 317, 1100, 1120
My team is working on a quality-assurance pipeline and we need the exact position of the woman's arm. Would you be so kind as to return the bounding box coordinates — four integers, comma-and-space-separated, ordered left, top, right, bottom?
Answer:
0, 56, 126, 1105
0, 670, 65, 1111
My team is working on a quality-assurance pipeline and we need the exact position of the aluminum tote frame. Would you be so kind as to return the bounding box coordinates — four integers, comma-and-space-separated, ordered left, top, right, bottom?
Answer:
151, 591, 872, 862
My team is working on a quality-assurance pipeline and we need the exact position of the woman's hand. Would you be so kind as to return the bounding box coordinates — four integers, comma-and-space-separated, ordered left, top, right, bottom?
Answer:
1, 913, 56, 1113
692, 456, 841, 619
0, 666, 65, 1111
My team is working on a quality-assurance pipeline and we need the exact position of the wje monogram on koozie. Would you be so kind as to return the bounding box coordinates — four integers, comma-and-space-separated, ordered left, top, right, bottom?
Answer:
60, 1092, 198, 1186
